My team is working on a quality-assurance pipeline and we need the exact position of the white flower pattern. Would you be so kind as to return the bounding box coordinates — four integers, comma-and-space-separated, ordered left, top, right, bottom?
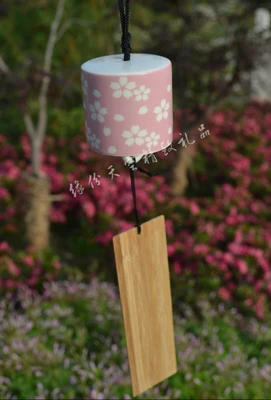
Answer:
103, 127, 111, 137
89, 134, 100, 149
139, 106, 148, 115
89, 101, 108, 123
154, 99, 170, 122
108, 146, 117, 154
133, 85, 151, 101
83, 78, 173, 155
93, 89, 101, 98
145, 132, 160, 148
86, 125, 91, 140
122, 125, 148, 146
114, 114, 125, 122
81, 73, 88, 95
110, 76, 136, 99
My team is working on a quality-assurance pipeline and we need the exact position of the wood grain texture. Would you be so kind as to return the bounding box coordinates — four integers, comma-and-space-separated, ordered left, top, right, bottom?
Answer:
113, 215, 177, 397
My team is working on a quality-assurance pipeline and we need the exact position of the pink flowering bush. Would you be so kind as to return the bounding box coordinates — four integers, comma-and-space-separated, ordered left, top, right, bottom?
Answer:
1, 101, 271, 317
168, 101, 271, 317
0, 129, 171, 291
0, 241, 62, 293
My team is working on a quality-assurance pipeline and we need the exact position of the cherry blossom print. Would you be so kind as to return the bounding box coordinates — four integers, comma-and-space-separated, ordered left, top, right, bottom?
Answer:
81, 73, 88, 95
86, 125, 91, 140
145, 132, 160, 148
81, 55, 172, 156
89, 101, 108, 123
110, 76, 136, 99
139, 106, 148, 115
108, 146, 117, 154
114, 114, 125, 122
103, 127, 111, 137
88, 133, 100, 149
122, 125, 148, 146
93, 89, 101, 98
154, 99, 170, 122
133, 85, 151, 101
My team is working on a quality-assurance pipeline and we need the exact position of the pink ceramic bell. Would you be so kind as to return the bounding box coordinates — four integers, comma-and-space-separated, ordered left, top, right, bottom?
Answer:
81, 53, 173, 157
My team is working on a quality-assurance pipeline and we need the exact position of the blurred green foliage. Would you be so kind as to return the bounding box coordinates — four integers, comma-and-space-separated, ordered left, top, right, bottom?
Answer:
1, 0, 271, 139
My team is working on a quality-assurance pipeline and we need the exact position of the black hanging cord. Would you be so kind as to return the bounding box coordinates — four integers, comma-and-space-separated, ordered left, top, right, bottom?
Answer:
129, 166, 141, 234
137, 165, 160, 178
128, 157, 160, 235
118, 0, 132, 61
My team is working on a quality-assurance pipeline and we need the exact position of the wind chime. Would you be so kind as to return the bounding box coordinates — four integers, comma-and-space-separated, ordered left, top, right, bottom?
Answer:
81, 1, 177, 396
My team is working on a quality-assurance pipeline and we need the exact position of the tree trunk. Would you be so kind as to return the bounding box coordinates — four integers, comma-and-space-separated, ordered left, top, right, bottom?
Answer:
172, 145, 194, 196
31, 138, 42, 177
23, 173, 51, 252
1, 0, 66, 253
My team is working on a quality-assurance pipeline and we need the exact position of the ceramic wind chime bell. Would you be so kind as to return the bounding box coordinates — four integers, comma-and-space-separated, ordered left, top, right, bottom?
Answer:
81, 53, 173, 158
81, 1, 177, 397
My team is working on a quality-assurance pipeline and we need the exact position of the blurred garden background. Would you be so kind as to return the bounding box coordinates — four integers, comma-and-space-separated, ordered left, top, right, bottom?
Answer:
1, 0, 271, 398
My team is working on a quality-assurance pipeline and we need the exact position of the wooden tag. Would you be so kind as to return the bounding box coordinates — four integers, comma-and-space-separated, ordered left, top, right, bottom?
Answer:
113, 215, 177, 397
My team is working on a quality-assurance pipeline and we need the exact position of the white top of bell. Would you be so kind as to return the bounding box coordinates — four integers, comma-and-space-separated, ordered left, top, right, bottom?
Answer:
81, 53, 171, 76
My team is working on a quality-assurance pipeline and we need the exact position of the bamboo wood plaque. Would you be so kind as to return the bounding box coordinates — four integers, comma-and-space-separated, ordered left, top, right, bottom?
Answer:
113, 215, 177, 397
